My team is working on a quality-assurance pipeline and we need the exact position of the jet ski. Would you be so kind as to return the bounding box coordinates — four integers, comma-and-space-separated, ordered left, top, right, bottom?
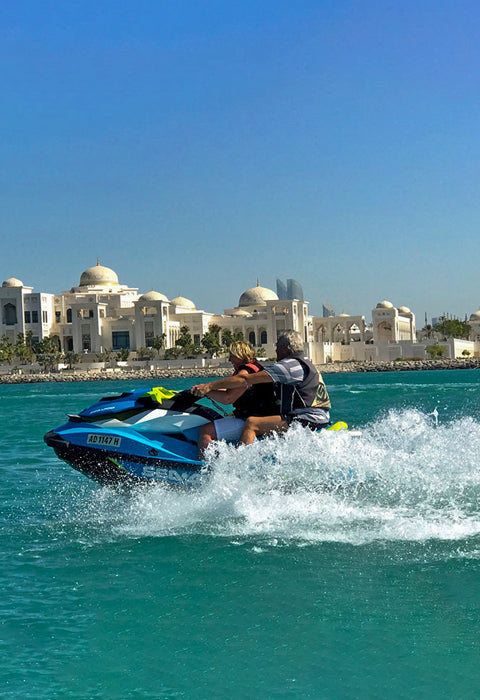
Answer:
44, 386, 225, 487
44, 386, 353, 488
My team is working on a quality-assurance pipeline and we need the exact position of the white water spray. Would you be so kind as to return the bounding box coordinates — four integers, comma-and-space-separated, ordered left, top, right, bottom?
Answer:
71, 409, 480, 546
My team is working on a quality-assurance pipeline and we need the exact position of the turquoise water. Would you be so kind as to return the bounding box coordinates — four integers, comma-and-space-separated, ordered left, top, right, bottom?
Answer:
2, 370, 480, 699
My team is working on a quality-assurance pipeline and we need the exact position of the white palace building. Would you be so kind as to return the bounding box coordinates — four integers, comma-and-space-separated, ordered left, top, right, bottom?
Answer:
1, 262, 478, 362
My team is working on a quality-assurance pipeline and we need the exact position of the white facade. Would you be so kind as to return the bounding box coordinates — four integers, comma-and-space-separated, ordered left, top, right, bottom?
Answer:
371, 301, 416, 342
2, 264, 479, 361
1, 277, 55, 344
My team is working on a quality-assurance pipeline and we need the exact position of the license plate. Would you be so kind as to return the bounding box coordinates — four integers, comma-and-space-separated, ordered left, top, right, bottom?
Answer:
87, 434, 121, 447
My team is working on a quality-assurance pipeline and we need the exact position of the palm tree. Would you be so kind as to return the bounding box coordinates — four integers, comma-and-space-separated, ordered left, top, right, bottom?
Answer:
152, 334, 166, 357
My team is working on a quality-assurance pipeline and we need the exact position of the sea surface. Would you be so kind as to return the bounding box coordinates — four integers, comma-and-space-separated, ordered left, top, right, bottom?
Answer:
2, 369, 480, 699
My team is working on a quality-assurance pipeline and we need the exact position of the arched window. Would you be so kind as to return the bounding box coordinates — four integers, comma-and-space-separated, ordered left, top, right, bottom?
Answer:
3, 303, 17, 326
248, 331, 256, 345
66, 308, 72, 323
376, 321, 392, 342
260, 330, 267, 344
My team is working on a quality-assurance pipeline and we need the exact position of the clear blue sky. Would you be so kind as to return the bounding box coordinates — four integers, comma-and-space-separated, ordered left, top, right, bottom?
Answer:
2, 0, 480, 321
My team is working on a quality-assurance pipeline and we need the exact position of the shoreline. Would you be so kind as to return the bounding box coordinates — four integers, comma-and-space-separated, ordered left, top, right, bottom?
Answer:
1, 358, 480, 384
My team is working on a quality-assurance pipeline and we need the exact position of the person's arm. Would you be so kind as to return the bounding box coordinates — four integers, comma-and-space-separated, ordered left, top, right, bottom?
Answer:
205, 388, 238, 404
190, 369, 273, 398
201, 369, 252, 404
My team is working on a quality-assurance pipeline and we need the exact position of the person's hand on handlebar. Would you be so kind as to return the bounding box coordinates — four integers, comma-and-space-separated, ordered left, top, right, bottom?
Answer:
190, 383, 211, 398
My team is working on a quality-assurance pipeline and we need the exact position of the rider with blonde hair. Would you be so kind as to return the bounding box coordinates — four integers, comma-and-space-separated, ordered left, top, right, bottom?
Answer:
195, 341, 276, 456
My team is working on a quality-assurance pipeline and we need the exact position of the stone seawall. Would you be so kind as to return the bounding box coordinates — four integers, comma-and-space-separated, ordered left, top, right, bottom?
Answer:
1, 358, 479, 385
0, 367, 234, 385
318, 358, 480, 373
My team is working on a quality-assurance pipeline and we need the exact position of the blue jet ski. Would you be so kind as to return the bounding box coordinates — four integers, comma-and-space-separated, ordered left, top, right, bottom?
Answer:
44, 387, 225, 487
44, 385, 353, 488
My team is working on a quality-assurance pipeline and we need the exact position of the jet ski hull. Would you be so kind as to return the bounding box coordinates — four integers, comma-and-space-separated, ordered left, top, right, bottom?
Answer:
44, 430, 206, 487
44, 387, 218, 487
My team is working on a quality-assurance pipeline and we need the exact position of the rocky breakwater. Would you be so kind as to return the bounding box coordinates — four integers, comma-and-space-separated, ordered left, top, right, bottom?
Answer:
0, 367, 233, 385
318, 358, 480, 373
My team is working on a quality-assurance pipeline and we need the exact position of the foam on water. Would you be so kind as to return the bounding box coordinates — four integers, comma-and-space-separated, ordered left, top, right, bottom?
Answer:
57, 408, 480, 547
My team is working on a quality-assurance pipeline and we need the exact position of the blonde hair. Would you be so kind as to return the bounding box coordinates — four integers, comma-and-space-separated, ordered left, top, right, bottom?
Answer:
229, 341, 255, 363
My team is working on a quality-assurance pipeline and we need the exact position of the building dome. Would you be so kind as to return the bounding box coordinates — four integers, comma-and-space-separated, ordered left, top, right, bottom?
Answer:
170, 295, 196, 309
238, 281, 278, 307
376, 300, 393, 309
229, 308, 253, 317
469, 310, 480, 321
2, 277, 23, 287
398, 306, 411, 314
139, 290, 169, 303
79, 262, 119, 287
338, 312, 350, 317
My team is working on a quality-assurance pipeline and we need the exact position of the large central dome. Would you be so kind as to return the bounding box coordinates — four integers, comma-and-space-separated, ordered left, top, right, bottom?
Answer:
238, 281, 278, 307
80, 263, 119, 287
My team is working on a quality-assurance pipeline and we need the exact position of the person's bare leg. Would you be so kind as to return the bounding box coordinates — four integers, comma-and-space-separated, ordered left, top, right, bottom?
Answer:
197, 422, 217, 459
239, 416, 288, 445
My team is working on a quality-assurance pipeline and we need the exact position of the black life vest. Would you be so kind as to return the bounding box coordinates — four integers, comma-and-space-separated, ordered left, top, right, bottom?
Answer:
232, 362, 278, 419
274, 353, 331, 416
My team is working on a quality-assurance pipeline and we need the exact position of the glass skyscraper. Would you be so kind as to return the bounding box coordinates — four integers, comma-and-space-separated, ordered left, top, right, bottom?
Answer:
276, 278, 304, 301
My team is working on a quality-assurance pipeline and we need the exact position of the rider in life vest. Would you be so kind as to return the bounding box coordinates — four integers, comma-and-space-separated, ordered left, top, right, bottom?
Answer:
195, 341, 277, 457
269, 351, 331, 424
191, 330, 331, 445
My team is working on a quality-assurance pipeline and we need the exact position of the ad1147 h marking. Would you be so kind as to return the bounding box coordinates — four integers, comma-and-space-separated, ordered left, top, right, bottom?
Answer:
87, 434, 122, 447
